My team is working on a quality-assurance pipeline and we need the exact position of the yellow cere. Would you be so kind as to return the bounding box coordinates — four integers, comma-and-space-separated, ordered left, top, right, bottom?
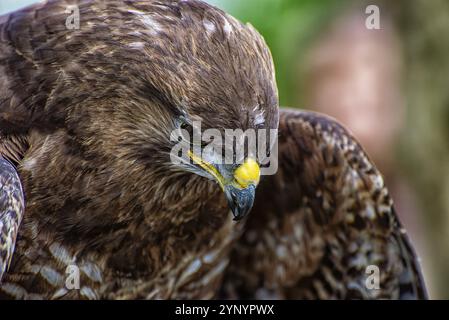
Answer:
234, 158, 260, 188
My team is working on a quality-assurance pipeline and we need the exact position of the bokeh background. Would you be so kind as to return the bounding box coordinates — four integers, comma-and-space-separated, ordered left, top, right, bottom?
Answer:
1, 0, 448, 299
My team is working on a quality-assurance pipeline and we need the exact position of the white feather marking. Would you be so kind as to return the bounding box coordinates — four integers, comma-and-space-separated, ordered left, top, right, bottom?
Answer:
80, 286, 98, 300
203, 19, 216, 34
128, 10, 162, 35
80, 262, 103, 283
202, 249, 220, 264
49, 242, 75, 265
276, 245, 287, 259
141, 16, 162, 34
184, 258, 202, 277
254, 111, 265, 126
372, 174, 384, 189
178, 258, 202, 286
21, 158, 36, 171
52, 288, 69, 299
40, 266, 64, 287
127, 9, 146, 15
222, 16, 233, 36
199, 259, 228, 286
128, 41, 145, 49
364, 203, 376, 220
0, 283, 27, 299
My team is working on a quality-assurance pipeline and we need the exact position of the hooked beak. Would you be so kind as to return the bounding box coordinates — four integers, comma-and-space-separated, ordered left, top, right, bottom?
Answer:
224, 184, 256, 221
187, 151, 260, 221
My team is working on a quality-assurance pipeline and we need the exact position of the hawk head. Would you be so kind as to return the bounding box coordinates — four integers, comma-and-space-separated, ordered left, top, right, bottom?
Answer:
59, 0, 278, 221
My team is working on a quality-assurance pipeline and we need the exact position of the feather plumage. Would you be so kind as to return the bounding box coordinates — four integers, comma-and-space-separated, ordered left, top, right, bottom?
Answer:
221, 109, 427, 299
0, 157, 24, 282
0, 0, 426, 299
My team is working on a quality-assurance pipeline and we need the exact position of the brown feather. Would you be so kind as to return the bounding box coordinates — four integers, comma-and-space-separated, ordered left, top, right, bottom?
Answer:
221, 109, 427, 299
0, 0, 426, 300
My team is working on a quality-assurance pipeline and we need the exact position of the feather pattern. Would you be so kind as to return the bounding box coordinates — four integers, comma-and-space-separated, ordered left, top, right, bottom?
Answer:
221, 109, 427, 299
0, 157, 24, 282
0, 0, 426, 299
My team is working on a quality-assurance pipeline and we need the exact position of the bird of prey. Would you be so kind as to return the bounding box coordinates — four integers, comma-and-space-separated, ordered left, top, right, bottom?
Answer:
0, 0, 427, 299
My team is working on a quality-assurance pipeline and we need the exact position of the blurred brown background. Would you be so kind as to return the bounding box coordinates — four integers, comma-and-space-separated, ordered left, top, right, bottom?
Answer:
2, 0, 448, 299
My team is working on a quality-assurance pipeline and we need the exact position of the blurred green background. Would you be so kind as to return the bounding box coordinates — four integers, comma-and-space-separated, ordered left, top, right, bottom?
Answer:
2, 0, 449, 299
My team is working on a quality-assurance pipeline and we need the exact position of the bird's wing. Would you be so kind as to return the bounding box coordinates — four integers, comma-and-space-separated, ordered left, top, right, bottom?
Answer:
0, 157, 24, 282
0, 4, 50, 280
0, 0, 76, 136
222, 108, 427, 299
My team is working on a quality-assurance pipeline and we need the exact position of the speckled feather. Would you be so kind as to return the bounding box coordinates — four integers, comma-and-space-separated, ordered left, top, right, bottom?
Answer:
0, 157, 25, 283
221, 110, 427, 299
0, 0, 426, 299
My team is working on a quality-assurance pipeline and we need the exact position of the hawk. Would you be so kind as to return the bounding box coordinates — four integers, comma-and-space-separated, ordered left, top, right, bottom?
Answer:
0, 0, 427, 299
